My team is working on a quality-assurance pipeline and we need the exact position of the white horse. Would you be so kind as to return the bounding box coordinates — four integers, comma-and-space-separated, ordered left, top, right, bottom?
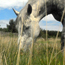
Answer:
13, 0, 65, 51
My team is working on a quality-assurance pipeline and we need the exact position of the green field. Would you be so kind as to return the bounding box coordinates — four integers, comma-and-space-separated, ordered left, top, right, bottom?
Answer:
0, 34, 64, 65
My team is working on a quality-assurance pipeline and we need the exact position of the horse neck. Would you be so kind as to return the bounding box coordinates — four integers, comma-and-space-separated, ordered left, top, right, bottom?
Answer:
31, 0, 52, 20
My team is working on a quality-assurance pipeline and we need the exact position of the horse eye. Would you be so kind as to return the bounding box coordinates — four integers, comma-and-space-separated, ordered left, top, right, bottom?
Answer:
26, 26, 30, 30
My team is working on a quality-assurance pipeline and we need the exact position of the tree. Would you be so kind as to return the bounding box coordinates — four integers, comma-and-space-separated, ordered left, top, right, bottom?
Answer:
7, 19, 17, 33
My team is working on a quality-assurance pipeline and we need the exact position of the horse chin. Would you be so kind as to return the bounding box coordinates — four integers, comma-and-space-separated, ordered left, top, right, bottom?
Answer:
18, 32, 39, 52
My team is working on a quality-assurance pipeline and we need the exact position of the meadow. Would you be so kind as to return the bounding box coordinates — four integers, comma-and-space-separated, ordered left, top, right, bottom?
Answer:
0, 33, 64, 65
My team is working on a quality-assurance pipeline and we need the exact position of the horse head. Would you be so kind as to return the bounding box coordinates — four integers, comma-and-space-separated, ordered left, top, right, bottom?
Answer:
13, 3, 41, 51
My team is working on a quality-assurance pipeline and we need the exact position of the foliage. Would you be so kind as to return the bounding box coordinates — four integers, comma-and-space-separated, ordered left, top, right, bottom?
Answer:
0, 28, 7, 32
0, 19, 17, 33
7, 19, 17, 33
38, 30, 61, 39
0, 35, 63, 65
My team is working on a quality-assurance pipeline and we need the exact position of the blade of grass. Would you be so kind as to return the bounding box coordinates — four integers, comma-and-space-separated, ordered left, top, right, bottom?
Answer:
16, 17, 23, 65
45, 0, 48, 64
4, 54, 8, 65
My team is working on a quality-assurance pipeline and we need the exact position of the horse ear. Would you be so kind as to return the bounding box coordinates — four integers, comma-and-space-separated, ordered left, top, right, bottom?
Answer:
27, 4, 32, 15
12, 8, 19, 16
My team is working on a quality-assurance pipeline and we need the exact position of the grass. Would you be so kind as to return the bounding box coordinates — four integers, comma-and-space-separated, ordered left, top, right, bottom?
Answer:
0, 34, 64, 65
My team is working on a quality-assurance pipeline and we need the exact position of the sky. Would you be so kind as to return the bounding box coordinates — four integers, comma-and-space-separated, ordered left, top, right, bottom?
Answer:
0, 0, 63, 31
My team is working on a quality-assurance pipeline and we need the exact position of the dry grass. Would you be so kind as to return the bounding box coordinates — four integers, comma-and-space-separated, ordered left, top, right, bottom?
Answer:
0, 34, 64, 65
0, 53, 3, 65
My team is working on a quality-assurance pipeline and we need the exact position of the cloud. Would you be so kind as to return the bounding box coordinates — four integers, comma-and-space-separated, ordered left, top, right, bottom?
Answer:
39, 14, 63, 31
0, 0, 28, 9
40, 25, 63, 32
42, 14, 57, 21
39, 20, 62, 26
0, 20, 9, 28
0, 20, 9, 24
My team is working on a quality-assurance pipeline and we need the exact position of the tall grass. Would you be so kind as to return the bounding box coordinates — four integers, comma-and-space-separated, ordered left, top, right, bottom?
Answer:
0, 34, 63, 65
